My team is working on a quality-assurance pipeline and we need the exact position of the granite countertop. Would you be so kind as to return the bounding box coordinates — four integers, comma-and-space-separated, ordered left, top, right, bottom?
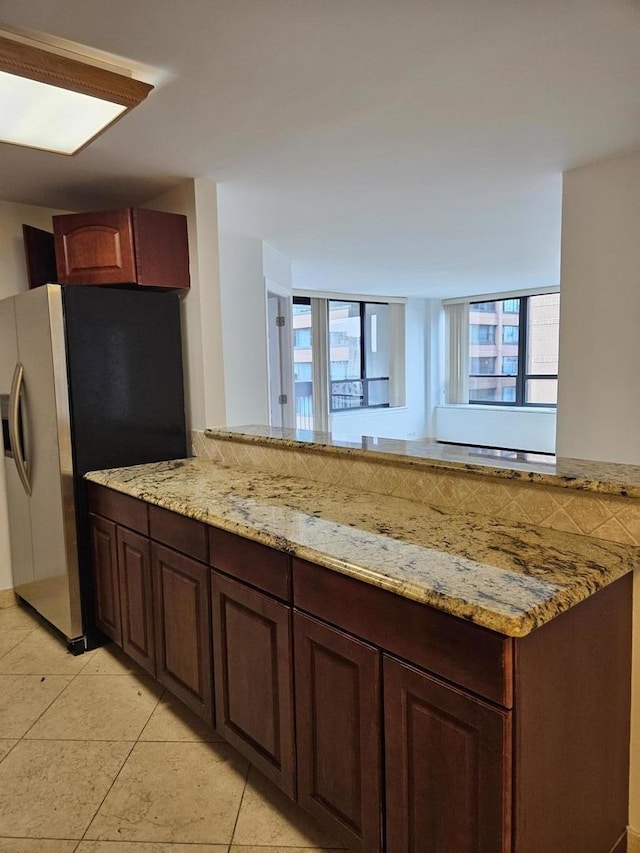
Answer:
85, 457, 639, 639
206, 425, 640, 499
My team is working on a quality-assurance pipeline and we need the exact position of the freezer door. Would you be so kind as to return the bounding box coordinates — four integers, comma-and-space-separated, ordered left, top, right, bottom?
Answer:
13, 285, 81, 640
0, 296, 34, 593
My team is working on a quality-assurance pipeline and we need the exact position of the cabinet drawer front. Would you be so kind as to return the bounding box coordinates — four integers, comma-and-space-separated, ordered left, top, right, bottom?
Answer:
384, 656, 512, 853
209, 527, 290, 601
89, 514, 121, 644
294, 611, 383, 853
88, 483, 149, 535
212, 571, 295, 797
117, 528, 155, 676
152, 544, 213, 724
53, 209, 136, 285
293, 558, 512, 707
149, 504, 207, 562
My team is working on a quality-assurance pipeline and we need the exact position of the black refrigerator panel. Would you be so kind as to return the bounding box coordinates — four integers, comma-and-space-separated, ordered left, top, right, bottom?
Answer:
63, 285, 188, 473
62, 285, 187, 648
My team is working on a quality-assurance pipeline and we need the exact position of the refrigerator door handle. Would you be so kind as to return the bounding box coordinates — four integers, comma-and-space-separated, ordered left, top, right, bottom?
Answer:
9, 363, 32, 497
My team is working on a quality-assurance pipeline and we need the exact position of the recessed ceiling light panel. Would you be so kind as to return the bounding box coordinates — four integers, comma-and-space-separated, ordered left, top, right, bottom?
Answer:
0, 34, 153, 155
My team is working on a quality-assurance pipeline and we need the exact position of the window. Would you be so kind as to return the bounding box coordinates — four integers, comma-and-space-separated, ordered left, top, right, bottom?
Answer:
471, 301, 496, 313
468, 293, 559, 406
502, 325, 519, 344
470, 324, 496, 345
329, 301, 390, 410
293, 298, 313, 429
502, 356, 518, 375
470, 357, 496, 375
293, 327, 311, 348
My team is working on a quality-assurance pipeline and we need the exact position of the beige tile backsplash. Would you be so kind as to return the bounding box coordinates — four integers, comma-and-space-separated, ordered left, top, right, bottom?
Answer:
192, 431, 640, 548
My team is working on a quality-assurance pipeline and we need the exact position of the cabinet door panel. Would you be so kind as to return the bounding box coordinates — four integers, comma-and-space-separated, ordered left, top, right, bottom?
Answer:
152, 543, 212, 724
90, 514, 121, 644
212, 572, 295, 796
384, 656, 511, 853
54, 210, 136, 285
117, 527, 154, 676
294, 612, 382, 853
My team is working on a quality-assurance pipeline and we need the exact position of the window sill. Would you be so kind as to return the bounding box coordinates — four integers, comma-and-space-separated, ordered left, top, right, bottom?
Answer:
438, 404, 556, 414
331, 406, 407, 418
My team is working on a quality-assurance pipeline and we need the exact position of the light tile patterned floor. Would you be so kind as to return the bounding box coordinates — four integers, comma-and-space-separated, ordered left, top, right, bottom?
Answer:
0, 603, 346, 853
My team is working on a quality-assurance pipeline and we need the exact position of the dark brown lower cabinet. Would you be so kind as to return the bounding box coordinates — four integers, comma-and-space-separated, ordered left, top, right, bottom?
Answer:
89, 513, 121, 644
117, 527, 155, 676
211, 571, 295, 796
294, 611, 382, 853
152, 543, 213, 724
384, 655, 512, 853
86, 485, 633, 853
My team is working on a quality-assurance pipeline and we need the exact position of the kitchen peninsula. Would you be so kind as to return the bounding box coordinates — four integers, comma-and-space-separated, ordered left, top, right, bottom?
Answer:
85, 428, 638, 853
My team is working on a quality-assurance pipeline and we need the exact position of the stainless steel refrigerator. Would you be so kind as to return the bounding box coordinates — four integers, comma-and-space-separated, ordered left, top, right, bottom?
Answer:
0, 284, 187, 652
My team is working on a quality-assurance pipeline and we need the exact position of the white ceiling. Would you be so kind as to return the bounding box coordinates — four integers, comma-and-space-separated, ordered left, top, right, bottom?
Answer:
1, 0, 640, 297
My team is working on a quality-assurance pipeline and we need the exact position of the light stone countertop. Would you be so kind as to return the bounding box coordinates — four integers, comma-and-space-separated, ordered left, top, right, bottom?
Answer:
85, 457, 639, 638
206, 425, 640, 499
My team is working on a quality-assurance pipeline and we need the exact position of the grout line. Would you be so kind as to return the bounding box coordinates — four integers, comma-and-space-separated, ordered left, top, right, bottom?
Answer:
0, 625, 39, 664
75, 660, 165, 843
0, 738, 20, 766
13, 674, 79, 741
77, 738, 138, 843
228, 762, 252, 848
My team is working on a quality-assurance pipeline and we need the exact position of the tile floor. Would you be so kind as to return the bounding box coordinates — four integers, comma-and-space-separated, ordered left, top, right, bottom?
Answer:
0, 602, 347, 853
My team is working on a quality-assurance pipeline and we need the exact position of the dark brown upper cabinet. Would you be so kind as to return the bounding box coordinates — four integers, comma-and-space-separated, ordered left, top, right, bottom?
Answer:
22, 225, 57, 289
53, 208, 190, 290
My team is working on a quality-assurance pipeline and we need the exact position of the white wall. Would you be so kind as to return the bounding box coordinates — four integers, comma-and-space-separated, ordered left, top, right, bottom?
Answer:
0, 201, 69, 592
263, 242, 292, 290
434, 406, 557, 454
217, 233, 270, 426
145, 178, 226, 431
556, 148, 640, 838
331, 298, 431, 441
557, 149, 640, 463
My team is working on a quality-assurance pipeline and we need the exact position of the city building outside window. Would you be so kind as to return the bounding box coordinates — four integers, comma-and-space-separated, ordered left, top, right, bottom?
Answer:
468, 293, 559, 406
470, 324, 496, 345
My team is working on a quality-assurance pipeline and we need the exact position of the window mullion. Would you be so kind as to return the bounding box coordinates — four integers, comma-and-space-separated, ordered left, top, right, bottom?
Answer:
517, 297, 528, 405
360, 302, 366, 381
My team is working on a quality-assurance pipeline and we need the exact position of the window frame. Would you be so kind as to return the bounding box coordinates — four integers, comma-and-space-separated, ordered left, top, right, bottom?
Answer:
468, 294, 558, 408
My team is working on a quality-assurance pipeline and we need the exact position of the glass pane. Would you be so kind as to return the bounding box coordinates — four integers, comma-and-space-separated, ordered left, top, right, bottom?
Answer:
526, 378, 558, 405
470, 301, 496, 313
469, 375, 517, 403
330, 380, 364, 410
527, 293, 560, 375
502, 324, 519, 344
469, 324, 496, 345
329, 301, 361, 381
367, 378, 389, 406
293, 301, 313, 429
470, 357, 496, 375
502, 355, 518, 375
364, 303, 390, 379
